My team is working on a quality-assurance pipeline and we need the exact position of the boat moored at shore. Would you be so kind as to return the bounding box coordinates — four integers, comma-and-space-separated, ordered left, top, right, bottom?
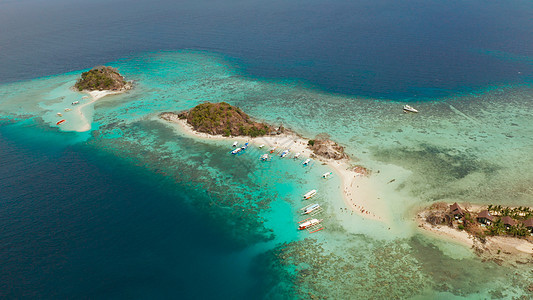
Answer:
301, 203, 321, 215
302, 158, 311, 166
298, 218, 323, 230
303, 189, 317, 199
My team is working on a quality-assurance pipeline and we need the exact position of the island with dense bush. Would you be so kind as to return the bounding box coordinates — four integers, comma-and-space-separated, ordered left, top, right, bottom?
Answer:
74, 66, 132, 91
162, 102, 275, 137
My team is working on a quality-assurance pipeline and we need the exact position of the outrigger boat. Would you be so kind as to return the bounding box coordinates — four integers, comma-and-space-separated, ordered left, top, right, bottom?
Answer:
232, 142, 249, 155
298, 218, 323, 231
403, 105, 418, 113
280, 149, 289, 158
302, 158, 311, 166
71, 101, 80, 105
232, 141, 238, 147
322, 172, 333, 179
293, 152, 301, 159
303, 189, 317, 200
56, 119, 66, 125
260, 154, 270, 161
301, 203, 321, 215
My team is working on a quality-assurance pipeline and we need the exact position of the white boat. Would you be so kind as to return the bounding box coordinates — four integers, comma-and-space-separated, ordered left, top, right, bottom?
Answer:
258, 144, 265, 148
294, 152, 301, 159
303, 189, 317, 199
301, 203, 321, 215
232, 141, 238, 147
72, 101, 80, 105
403, 105, 418, 113
57, 112, 63, 117
241, 143, 249, 150
231, 148, 242, 155
260, 154, 270, 161
298, 218, 322, 230
64, 108, 72, 112
322, 172, 333, 179
280, 149, 289, 158
302, 158, 311, 166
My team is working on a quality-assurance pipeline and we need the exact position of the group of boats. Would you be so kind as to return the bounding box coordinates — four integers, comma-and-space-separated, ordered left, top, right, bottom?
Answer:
230, 141, 327, 233
298, 189, 323, 232
55, 100, 81, 126
231, 142, 248, 155
231, 142, 312, 166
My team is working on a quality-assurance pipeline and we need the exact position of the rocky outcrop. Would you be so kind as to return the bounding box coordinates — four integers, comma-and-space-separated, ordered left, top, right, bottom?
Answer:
308, 139, 348, 160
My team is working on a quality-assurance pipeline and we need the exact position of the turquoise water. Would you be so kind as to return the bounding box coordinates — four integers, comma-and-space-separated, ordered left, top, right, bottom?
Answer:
1, 51, 532, 298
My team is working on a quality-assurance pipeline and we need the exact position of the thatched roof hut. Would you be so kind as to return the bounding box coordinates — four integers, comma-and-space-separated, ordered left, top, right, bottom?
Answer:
523, 218, 533, 229
449, 202, 464, 217
477, 210, 494, 224
500, 216, 517, 227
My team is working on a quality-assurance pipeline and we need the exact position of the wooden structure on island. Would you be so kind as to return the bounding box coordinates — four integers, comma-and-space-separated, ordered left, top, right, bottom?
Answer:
449, 202, 464, 219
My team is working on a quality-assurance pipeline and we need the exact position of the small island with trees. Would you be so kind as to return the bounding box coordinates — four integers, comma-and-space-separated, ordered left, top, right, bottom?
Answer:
74, 66, 132, 92
165, 102, 275, 137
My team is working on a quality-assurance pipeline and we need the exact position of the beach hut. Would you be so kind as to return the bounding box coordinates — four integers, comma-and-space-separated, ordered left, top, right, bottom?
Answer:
523, 218, 533, 232
449, 203, 464, 219
476, 210, 494, 225
500, 216, 517, 229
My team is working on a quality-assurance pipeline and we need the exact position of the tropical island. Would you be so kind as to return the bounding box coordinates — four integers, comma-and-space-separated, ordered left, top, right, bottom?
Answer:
74, 66, 132, 92
55, 66, 133, 132
170, 101, 274, 137
160, 102, 348, 160
417, 202, 533, 261
160, 102, 380, 220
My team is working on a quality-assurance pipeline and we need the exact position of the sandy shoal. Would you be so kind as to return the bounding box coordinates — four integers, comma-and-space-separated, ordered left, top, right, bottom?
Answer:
69, 90, 127, 132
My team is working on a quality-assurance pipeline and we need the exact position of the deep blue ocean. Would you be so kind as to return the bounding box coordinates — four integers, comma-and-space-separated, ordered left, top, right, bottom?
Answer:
0, 0, 531, 99
1, 0, 532, 298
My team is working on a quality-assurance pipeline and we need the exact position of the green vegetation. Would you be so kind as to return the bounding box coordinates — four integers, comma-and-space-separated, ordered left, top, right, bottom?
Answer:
308, 140, 315, 146
74, 66, 128, 91
487, 205, 533, 219
184, 102, 274, 137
